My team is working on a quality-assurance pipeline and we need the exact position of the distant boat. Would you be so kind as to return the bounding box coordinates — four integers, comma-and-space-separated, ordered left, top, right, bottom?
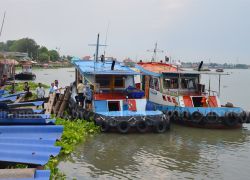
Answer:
216, 68, 224, 72
15, 60, 36, 80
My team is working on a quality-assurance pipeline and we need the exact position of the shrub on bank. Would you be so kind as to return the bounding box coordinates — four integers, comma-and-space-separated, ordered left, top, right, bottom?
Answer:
45, 118, 100, 179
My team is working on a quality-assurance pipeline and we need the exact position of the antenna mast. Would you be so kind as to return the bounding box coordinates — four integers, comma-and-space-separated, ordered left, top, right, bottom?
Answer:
103, 22, 110, 57
0, 11, 6, 40
147, 42, 164, 62
89, 33, 108, 62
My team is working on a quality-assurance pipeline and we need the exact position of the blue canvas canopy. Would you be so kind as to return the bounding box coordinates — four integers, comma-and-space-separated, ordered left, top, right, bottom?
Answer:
73, 60, 140, 76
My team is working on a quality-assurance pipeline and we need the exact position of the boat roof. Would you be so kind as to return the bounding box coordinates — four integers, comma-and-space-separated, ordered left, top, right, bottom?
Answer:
72, 59, 140, 75
136, 62, 229, 77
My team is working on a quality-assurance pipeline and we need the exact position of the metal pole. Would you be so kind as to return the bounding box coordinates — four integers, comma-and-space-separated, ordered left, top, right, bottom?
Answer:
95, 33, 99, 62
218, 74, 221, 97
0, 11, 6, 39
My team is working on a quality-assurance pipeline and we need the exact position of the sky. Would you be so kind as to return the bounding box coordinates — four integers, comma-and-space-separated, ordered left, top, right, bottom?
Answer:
0, 0, 249, 63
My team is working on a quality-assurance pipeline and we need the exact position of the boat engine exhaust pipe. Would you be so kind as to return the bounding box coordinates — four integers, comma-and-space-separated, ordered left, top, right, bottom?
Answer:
111, 60, 115, 70
198, 61, 203, 71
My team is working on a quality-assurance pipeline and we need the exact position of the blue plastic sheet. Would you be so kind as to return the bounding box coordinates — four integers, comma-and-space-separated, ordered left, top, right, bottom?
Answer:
0, 125, 63, 165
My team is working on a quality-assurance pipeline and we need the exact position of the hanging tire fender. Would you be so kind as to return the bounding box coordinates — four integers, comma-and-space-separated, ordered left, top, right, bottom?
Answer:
100, 121, 110, 132
182, 111, 190, 121
191, 111, 203, 123
205, 112, 219, 123
154, 119, 168, 133
224, 112, 239, 127
117, 121, 131, 134
239, 111, 247, 123
136, 119, 149, 133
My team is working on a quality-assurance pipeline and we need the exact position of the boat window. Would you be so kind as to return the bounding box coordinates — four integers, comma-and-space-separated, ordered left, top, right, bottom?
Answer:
154, 78, 160, 91
149, 77, 160, 90
108, 101, 120, 111
163, 78, 179, 89
181, 78, 197, 89
114, 76, 125, 88
150, 77, 154, 89
96, 75, 111, 88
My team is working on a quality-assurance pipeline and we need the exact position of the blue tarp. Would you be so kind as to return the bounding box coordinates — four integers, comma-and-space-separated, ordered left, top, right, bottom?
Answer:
0, 118, 55, 125
0, 125, 63, 165
73, 60, 140, 75
8, 101, 44, 108
0, 96, 17, 102
0, 169, 50, 180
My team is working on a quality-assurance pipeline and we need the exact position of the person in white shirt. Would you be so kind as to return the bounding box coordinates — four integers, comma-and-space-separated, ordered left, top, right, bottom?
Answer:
54, 80, 61, 102
77, 80, 85, 107
36, 83, 45, 108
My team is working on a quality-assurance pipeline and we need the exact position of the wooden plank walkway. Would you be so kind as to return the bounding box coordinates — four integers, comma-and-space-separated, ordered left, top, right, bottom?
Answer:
45, 93, 56, 114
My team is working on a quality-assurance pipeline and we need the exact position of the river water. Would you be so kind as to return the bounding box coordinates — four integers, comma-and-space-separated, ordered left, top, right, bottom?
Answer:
31, 68, 250, 179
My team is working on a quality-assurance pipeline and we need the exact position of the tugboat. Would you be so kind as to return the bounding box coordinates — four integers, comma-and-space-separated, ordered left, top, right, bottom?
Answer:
135, 46, 249, 129
68, 34, 169, 133
15, 60, 36, 80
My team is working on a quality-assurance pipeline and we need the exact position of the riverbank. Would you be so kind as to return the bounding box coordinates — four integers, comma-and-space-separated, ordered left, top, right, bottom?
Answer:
46, 118, 100, 179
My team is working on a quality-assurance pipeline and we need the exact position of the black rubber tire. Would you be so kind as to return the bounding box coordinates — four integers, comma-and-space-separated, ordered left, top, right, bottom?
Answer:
154, 120, 167, 133
136, 120, 149, 133
239, 111, 247, 123
247, 112, 250, 123
117, 121, 130, 134
167, 110, 173, 118
224, 112, 239, 127
191, 111, 203, 123
182, 111, 190, 121
206, 112, 219, 123
100, 121, 110, 132
173, 110, 180, 121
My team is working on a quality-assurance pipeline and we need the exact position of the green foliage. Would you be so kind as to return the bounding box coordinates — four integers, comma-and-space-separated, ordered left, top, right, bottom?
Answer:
55, 118, 100, 155
9, 38, 39, 58
5, 82, 49, 92
48, 50, 60, 61
44, 118, 100, 179
0, 38, 61, 62
38, 46, 49, 54
38, 52, 50, 62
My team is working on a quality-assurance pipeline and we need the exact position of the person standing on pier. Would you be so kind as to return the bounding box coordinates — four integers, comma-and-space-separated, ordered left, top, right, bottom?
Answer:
77, 80, 85, 108
36, 83, 45, 108
49, 82, 55, 94
54, 80, 61, 102
85, 84, 93, 111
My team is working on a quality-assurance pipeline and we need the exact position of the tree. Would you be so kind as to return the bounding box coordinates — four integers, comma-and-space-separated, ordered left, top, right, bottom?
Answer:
9, 38, 38, 58
48, 50, 59, 61
38, 52, 49, 62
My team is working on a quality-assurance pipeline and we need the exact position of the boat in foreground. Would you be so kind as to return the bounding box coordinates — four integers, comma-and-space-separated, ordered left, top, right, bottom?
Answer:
68, 59, 169, 133
136, 61, 249, 129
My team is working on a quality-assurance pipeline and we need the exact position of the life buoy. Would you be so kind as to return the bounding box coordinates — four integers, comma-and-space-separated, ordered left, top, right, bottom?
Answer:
239, 111, 247, 123
206, 112, 219, 123
224, 112, 239, 127
182, 111, 190, 121
154, 118, 168, 133
136, 119, 149, 133
100, 121, 110, 132
117, 121, 130, 133
191, 111, 203, 123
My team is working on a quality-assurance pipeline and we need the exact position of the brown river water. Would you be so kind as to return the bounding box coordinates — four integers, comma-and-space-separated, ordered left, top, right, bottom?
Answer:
29, 68, 250, 179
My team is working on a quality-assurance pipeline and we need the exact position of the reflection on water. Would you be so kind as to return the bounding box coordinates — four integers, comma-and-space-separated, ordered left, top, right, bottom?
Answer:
59, 124, 250, 179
